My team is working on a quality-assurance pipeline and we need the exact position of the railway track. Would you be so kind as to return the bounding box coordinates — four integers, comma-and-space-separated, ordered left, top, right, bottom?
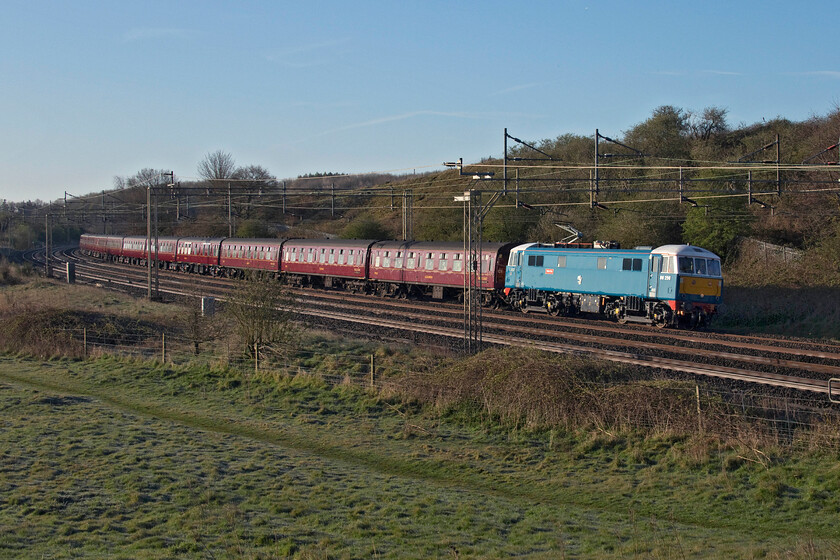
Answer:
30, 247, 840, 400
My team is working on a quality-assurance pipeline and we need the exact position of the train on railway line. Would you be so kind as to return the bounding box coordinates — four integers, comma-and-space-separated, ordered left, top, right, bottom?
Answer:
80, 233, 723, 329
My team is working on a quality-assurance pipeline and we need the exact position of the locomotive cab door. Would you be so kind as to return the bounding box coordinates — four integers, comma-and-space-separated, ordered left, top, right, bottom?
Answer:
648, 254, 661, 297
507, 250, 523, 288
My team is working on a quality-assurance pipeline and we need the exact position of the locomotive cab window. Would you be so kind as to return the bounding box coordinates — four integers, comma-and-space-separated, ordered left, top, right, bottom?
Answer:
678, 257, 694, 274
707, 259, 721, 277
622, 258, 642, 271
695, 258, 707, 275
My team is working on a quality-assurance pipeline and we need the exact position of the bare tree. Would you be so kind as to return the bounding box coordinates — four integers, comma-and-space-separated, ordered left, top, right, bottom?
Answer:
197, 150, 236, 181
232, 164, 276, 221
225, 272, 298, 363
689, 107, 730, 141
128, 168, 170, 187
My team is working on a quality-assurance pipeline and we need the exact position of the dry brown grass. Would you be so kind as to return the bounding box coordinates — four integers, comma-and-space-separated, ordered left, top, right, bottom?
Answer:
393, 346, 840, 454
396, 347, 699, 434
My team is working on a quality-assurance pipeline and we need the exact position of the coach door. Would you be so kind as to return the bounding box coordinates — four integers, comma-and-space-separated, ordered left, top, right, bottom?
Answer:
648, 255, 661, 297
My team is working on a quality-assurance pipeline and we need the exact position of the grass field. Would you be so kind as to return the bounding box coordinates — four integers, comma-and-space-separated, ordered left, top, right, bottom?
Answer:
1, 354, 839, 559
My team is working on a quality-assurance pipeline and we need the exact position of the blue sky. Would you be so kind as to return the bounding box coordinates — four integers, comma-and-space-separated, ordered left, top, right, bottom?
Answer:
1, 0, 838, 202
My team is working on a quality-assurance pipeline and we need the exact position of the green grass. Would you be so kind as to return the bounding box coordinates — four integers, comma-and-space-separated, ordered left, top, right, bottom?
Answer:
1, 354, 839, 558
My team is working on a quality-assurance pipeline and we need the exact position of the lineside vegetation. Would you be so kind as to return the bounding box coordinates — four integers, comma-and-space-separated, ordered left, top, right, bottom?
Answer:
0, 270, 839, 557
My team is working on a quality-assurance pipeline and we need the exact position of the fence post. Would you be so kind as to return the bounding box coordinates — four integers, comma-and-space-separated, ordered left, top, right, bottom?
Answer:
161, 333, 166, 363
83, 328, 87, 358
370, 354, 375, 388
695, 384, 703, 434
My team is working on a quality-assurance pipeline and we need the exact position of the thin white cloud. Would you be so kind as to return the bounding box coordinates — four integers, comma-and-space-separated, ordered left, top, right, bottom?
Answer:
795, 70, 840, 78
652, 70, 741, 77
493, 82, 542, 95
263, 39, 350, 67
320, 110, 542, 135
123, 28, 193, 42
279, 110, 543, 148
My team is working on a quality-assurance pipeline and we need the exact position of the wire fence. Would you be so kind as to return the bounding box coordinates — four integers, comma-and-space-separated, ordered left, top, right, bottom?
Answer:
28, 325, 840, 452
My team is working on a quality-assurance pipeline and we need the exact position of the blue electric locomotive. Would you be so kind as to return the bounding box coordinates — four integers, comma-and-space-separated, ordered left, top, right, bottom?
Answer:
504, 242, 722, 328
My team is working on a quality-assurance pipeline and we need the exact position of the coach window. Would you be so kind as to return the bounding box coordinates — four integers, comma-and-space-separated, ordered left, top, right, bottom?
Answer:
439, 253, 448, 271
347, 250, 354, 266
383, 251, 391, 268
425, 253, 434, 270
453, 253, 462, 272
318, 249, 325, 264
597, 257, 607, 270
407, 252, 416, 269
395, 251, 403, 268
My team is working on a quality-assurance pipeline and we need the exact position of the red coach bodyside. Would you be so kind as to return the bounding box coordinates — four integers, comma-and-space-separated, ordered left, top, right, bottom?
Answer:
176, 238, 224, 272
281, 239, 375, 287
105, 236, 123, 259
152, 237, 179, 265
369, 241, 513, 299
122, 236, 148, 261
220, 238, 284, 273
370, 241, 514, 291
